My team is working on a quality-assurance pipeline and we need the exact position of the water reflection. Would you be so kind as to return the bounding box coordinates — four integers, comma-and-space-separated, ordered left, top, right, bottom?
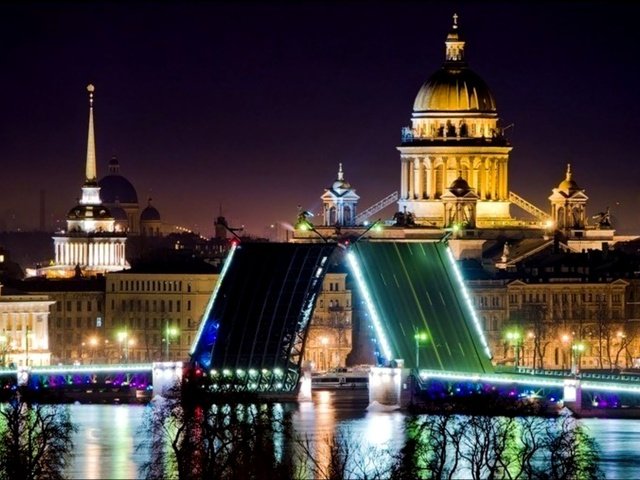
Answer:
66, 404, 148, 480
64, 396, 640, 479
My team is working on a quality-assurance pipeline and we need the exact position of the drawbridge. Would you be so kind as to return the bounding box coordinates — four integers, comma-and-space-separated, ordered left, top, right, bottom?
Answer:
190, 240, 494, 395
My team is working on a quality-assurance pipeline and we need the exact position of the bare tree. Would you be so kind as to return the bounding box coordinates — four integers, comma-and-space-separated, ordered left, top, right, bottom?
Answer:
0, 392, 77, 480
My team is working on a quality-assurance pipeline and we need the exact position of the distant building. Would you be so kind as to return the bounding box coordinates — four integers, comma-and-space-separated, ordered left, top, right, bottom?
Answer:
0, 283, 53, 366
105, 269, 218, 363
304, 272, 353, 371
12, 277, 105, 364
37, 85, 128, 278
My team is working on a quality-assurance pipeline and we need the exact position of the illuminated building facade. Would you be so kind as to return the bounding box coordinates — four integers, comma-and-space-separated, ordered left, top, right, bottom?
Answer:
105, 272, 218, 362
304, 272, 353, 371
397, 15, 514, 228
0, 284, 53, 366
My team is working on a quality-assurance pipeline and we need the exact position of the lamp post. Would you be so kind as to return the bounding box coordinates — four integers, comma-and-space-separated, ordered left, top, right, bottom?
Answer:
25, 326, 31, 367
505, 329, 521, 368
0, 331, 6, 367
88, 336, 98, 364
414, 331, 428, 369
561, 334, 571, 371
571, 341, 585, 376
117, 329, 129, 364
164, 325, 179, 361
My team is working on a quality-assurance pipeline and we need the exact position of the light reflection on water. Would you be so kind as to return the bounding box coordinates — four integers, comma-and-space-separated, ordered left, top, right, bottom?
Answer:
65, 395, 640, 479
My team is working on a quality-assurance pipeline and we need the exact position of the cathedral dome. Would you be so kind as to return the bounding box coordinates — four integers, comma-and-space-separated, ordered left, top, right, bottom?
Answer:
98, 157, 138, 204
413, 67, 496, 113
140, 200, 161, 222
413, 14, 496, 113
557, 164, 581, 195
109, 205, 128, 221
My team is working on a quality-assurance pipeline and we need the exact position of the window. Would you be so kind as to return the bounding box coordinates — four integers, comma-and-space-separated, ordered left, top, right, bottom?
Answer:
87, 301, 92, 311
177, 301, 181, 313
187, 300, 191, 311
187, 283, 192, 293
57, 302, 62, 312
66, 301, 71, 311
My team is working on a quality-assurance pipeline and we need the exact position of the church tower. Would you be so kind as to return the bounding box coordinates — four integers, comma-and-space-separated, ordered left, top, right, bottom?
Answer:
321, 163, 360, 227
397, 14, 512, 227
48, 85, 128, 277
549, 164, 588, 231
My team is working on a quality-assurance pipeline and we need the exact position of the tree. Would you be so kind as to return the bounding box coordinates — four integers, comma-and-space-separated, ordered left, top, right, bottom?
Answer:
0, 393, 77, 480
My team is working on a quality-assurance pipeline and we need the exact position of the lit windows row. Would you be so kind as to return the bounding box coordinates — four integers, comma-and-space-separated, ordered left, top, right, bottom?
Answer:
110, 299, 191, 313
112, 279, 192, 293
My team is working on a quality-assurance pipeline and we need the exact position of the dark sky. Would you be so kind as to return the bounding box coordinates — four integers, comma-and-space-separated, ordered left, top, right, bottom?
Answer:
2, 2, 640, 237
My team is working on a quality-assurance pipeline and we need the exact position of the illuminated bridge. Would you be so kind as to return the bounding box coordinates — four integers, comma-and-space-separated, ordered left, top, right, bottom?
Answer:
185, 240, 640, 407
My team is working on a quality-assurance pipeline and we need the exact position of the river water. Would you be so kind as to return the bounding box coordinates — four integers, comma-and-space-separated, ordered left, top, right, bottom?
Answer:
64, 391, 640, 479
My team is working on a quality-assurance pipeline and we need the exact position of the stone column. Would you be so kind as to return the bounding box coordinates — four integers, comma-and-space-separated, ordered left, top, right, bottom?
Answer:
400, 158, 407, 199
425, 157, 433, 199
413, 157, 422, 199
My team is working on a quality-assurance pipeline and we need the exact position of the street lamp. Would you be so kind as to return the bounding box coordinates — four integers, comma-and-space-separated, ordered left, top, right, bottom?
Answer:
561, 334, 571, 371
117, 330, 129, 363
88, 336, 98, 364
164, 326, 179, 360
571, 341, 585, 376
414, 331, 428, 369
505, 329, 522, 368
0, 331, 7, 368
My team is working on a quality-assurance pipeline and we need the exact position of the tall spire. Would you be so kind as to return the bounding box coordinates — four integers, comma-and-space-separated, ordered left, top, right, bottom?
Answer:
445, 13, 465, 63
85, 84, 97, 183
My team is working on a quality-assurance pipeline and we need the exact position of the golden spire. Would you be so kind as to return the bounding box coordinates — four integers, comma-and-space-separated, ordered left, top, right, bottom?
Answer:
85, 84, 97, 183
565, 163, 572, 181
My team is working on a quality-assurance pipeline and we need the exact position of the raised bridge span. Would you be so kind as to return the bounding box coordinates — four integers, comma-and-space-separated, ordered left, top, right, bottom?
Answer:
6, 241, 640, 407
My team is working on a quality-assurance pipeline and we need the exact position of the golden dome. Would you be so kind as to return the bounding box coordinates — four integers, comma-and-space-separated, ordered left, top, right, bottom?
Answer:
413, 14, 496, 113
414, 67, 496, 112
557, 164, 581, 195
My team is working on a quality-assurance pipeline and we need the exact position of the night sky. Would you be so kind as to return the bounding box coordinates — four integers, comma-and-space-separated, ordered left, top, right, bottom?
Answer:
2, 2, 640, 237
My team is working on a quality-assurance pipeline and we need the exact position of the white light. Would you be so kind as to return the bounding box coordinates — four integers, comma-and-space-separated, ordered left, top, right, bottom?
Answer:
347, 251, 393, 361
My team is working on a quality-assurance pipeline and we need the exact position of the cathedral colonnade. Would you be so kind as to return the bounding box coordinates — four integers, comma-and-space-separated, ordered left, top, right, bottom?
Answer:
400, 154, 508, 201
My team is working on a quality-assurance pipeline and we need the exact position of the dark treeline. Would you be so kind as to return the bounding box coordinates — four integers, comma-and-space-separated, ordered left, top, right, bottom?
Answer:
137, 389, 603, 480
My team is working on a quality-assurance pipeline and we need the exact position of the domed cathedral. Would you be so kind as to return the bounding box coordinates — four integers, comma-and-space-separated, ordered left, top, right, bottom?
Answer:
321, 164, 360, 227
397, 14, 514, 228
99, 156, 140, 234
38, 85, 128, 277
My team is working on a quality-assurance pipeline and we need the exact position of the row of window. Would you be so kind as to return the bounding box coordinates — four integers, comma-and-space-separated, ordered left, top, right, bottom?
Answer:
53, 333, 193, 348
56, 300, 103, 312
113, 280, 192, 293
111, 299, 191, 313
508, 292, 622, 304
52, 316, 199, 330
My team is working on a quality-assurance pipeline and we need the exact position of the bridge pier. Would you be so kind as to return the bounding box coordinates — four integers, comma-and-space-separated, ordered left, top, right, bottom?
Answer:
563, 378, 582, 414
368, 366, 408, 409
152, 362, 183, 398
